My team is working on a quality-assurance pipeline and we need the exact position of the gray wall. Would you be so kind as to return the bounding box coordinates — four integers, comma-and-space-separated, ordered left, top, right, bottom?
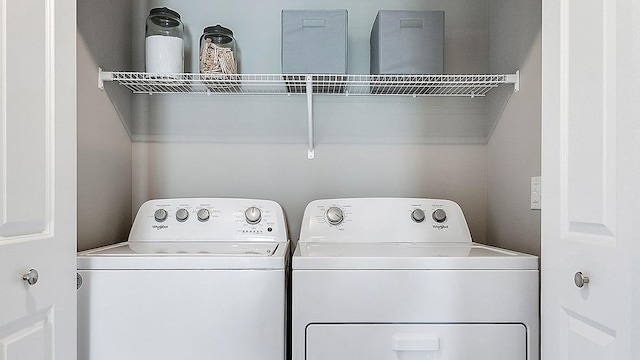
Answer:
77, 0, 133, 251
486, 0, 542, 256
132, 143, 488, 243
127, 0, 492, 144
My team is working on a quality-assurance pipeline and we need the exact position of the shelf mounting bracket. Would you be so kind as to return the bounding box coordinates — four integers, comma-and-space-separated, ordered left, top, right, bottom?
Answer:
506, 70, 520, 93
306, 75, 315, 159
98, 68, 113, 90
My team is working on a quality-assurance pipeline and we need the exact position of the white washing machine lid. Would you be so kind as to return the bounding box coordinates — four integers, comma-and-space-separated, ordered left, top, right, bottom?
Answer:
292, 242, 538, 270
78, 241, 289, 270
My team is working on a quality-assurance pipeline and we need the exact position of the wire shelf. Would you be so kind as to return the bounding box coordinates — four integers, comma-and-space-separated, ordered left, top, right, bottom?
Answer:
98, 69, 519, 159
99, 71, 519, 97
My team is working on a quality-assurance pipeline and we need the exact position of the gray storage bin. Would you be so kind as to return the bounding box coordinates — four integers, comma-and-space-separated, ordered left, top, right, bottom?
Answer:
370, 10, 444, 75
281, 10, 348, 74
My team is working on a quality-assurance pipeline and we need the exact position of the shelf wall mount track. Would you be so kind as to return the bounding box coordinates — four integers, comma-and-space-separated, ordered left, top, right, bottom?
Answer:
98, 68, 520, 159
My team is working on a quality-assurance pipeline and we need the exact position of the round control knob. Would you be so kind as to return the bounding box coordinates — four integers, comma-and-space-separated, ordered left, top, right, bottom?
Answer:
154, 209, 168, 222
197, 208, 210, 222
432, 209, 447, 223
245, 207, 262, 224
411, 209, 426, 223
175, 208, 189, 222
326, 207, 344, 226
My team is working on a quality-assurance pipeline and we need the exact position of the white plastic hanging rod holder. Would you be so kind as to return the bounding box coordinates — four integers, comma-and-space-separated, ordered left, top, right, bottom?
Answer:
306, 75, 315, 159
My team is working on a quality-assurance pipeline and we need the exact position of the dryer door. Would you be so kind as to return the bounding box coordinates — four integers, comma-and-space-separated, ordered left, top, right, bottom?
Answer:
306, 323, 527, 360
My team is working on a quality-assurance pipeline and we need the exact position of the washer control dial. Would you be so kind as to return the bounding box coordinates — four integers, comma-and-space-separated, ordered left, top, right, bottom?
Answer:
176, 208, 189, 222
411, 209, 426, 223
432, 209, 447, 223
326, 207, 344, 226
245, 207, 262, 224
197, 208, 210, 222
154, 209, 168, 222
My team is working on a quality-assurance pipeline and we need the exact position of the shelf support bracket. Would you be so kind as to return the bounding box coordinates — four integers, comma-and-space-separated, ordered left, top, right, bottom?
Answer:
506, 70, 520, 93
98, 68, 113, 90
306, 75, 315, 159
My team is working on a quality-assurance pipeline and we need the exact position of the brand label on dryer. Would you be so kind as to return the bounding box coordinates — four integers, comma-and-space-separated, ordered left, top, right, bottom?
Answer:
152, 225, 168, 230
433, 224, 449, 230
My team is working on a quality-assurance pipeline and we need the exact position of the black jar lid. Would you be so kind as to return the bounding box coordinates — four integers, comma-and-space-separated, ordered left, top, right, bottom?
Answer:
149, 7, 181, 20
203, 25, 234, 37
202, 25, 234, 44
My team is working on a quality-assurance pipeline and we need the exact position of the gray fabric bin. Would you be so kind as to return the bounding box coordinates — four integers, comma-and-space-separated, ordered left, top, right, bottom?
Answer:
370, 10, 444, 75
281, 10, 348, 74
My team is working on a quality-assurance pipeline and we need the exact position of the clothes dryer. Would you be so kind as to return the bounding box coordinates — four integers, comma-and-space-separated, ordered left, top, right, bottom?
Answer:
78, 198, 289, 360
292, 198, 538, 360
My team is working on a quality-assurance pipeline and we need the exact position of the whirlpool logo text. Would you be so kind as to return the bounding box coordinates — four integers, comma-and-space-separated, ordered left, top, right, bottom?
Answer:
152, 225, 168, 230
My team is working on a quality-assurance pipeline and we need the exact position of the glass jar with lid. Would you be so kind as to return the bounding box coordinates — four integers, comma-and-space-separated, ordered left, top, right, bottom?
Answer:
145, 7, 184, 73
199, 25, 238, 74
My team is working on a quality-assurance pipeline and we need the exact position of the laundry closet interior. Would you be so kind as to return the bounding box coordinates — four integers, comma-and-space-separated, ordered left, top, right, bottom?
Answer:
76, 0, 541, 255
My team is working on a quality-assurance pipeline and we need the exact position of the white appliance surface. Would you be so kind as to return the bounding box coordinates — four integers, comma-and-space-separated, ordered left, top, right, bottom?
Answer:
78, 241, 286, 269
77, 198, 289, 360
295, 242, 537, 269
292, 198, 539, 360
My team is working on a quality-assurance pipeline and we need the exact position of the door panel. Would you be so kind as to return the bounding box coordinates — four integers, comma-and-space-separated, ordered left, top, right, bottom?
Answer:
0, 0, 76, 357
566, 0, 616, 233
0, 0, 48, 237
542, 0, 638, 359
560, 307, 616, 359
0, 308, 54, 360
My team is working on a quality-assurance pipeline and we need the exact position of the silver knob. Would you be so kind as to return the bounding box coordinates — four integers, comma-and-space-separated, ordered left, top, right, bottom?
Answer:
22, 269, 39, 286
432, 209, 447, 223
574, 272, 590, 288
245, 207, 262, 224
197, 208, 210, 222
326, 207, 344, 226
411, 209, 426, 223
175, 208, 189, 222
154, 209, 168, 222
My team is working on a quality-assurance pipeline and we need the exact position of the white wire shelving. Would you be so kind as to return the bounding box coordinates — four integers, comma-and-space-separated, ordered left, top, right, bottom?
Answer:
98, 69, 519, 158
99, 70, 519, 97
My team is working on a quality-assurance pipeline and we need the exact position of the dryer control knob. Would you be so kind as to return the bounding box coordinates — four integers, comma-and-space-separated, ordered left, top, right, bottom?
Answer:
326, 207, 344, 226
197, 208, 210, 222
176, 208, 189, 222
411, 209, 426, 223
432, 209, 447, 223
154, 209, 168, 222
245, 207, 262, 224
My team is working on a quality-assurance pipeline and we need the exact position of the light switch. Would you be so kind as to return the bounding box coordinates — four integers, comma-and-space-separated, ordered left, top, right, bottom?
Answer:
531, 176, 541, 210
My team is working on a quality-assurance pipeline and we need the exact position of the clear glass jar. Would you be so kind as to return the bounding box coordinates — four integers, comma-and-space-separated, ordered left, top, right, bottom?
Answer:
145, 7, 184, 73
199, 25, 238, 74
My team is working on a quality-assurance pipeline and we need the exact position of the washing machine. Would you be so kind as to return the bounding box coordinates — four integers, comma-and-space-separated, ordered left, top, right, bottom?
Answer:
77, 198, 290, 360
292, 198, 538, 360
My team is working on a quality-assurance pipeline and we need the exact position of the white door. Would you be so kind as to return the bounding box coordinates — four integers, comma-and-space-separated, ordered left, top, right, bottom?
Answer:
541, 0, 640, 359
0, 0, 77, 358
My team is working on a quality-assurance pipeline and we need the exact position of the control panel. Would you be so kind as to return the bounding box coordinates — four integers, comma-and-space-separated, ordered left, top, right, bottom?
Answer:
299, 198, 472, 243
128, 198, 288, 243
